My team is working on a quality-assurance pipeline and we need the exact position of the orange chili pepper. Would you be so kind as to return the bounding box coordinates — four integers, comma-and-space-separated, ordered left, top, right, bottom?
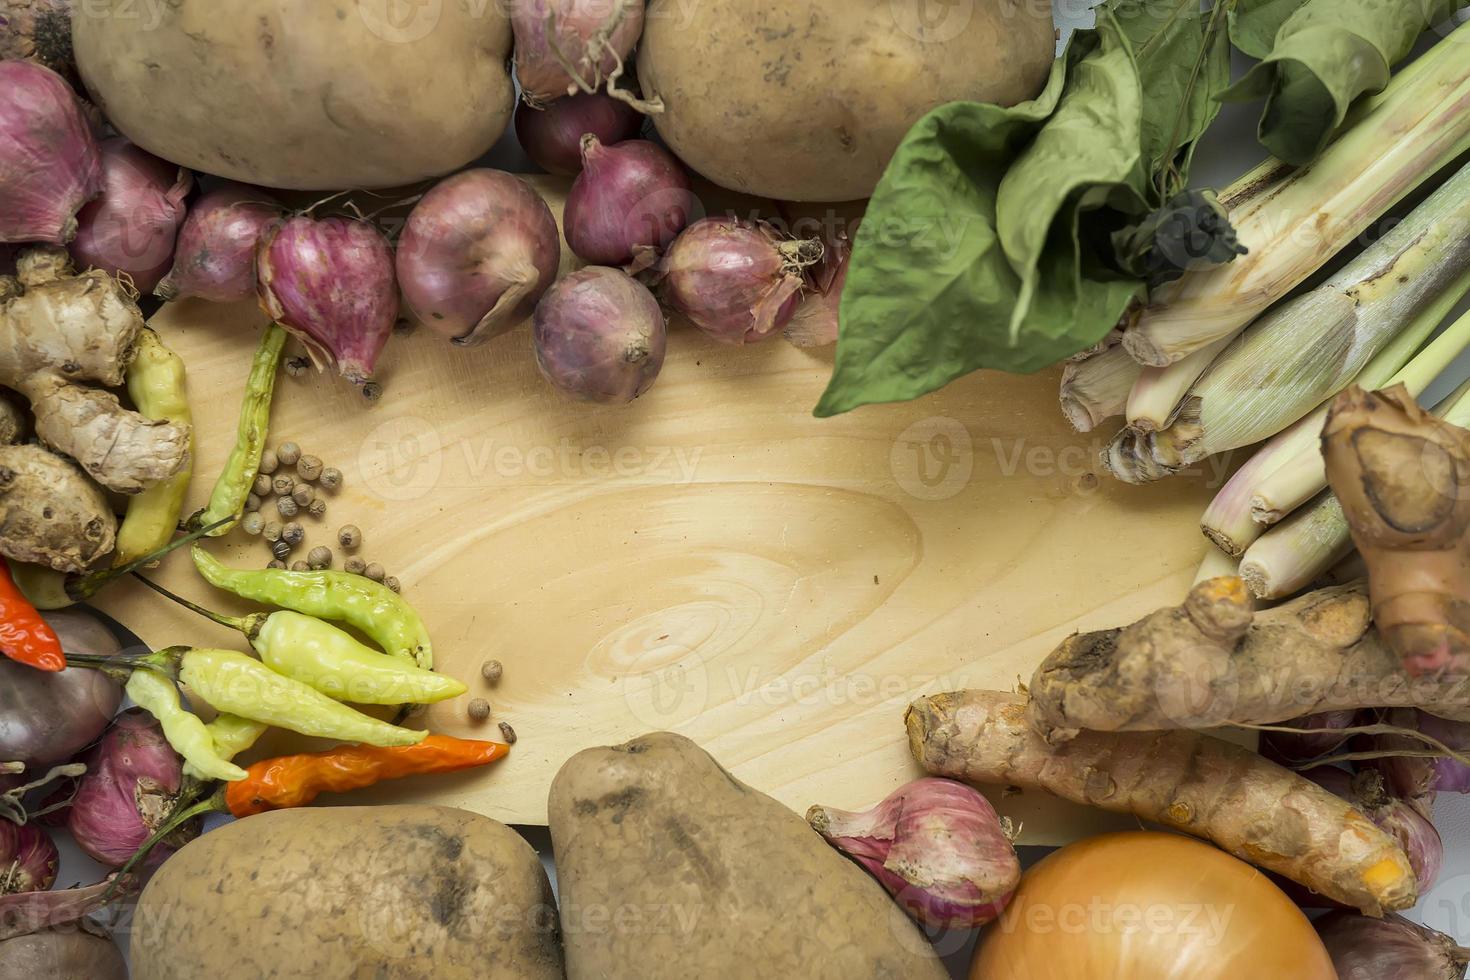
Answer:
0, 560, 64, 672
224, 734, 511, 817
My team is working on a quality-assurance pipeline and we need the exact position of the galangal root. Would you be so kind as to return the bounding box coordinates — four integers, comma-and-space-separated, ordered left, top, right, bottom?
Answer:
0, 246, 190, 493
1025, 577, 1470, 741
1324, 384, 1470, 676
906, 689, 1417, 916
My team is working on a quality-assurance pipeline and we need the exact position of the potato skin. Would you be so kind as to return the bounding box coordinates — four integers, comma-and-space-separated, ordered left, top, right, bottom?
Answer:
72, 1, 514, 190
549, 732, 950, 978
131, 806, 565, 980
638, 0, 1057, 202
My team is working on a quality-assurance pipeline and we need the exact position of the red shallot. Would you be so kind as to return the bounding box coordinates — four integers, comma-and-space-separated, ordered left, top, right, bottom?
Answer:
0, 60, 100, 245
67, 708, 191, 868
516, 92, 643, 176
533, 266, 666, 403
70, 137, 192, 293
397, 169, 560, 346
564, 136, 695, 266
807, 777, 1019, 929
257, 215, 399, 394
0, 820, 57, 895
511, 0, 646, 106
651, 217, 822, 345
1316, 911, 1470, 979
156, 183, 282, 302
783, 230, 851, 349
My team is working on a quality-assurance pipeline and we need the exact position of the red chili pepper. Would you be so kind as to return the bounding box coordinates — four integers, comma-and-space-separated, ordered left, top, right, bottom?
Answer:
224, 734, 511, 817
0, 560, 64, 672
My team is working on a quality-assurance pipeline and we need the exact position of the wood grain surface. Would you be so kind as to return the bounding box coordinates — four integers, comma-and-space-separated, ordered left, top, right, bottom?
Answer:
94, 178, 1224, 839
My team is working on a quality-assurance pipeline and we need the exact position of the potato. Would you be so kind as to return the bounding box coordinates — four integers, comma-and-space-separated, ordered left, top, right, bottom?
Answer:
131, 805, 565, 980
72, 2, 514, 190
0, 932, 127, 980
548, 732, 949, 978
637, 0, 1057, 202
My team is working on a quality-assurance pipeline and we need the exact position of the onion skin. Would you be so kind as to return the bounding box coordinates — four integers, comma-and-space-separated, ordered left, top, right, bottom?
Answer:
565, 136, 695, 266
971, 832, 1337, 979
783, 231, 851, 349
70, 137, 192, 293
0, 609, 122, 769
511, 0, 646, 105
516, 92, 643, 175
0, 60, 101, 245
533, 266, 666, 403
1317, 911, 1470, 980
806, 777, 1018, 929
257, 215, 399, 389
397, 169, 561, 346
0, 931, 129, 980
0, 820, 57, 894
67, 708, 189, 868
654, 217, 820, 345
156, 183, 281, 303
1260, 709, 1357, 766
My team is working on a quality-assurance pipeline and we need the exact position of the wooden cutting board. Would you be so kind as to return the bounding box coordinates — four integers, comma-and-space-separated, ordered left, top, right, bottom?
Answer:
94, 178, 1222, 840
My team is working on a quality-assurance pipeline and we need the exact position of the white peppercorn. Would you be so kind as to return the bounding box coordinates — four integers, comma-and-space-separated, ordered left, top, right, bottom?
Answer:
307, 498, 327, 519
319, 468, 343, 491
271, 474, 294, 497
291, 484, 314, 507
241, 512, 265, 536
281, 522, 305, 547
258, 449, 279, 475
308, 546, 333, 570
467, 698, 491, 723
276, 496, 299, 518
364, 562, 385, 582
384, 576, 401, 593
263, 521, 283, 543
343, 557, 366, 575
267, 559, 287, 570
252, 474, 273, 497
297, 455, 323, 482
337, 525, 362, 550
290, 560, 310, 572
481, 660, 503, 684
246, 493, 262, 512
277, 442, 301, 466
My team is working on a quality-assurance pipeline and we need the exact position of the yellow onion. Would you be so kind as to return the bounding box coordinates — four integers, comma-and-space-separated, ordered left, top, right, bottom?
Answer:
971, 832, 1337, 979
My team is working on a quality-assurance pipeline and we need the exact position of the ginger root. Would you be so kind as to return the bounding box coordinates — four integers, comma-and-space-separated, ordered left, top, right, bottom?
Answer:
0, 442, 115, 572
1026, 577, 1470, 741
0, 247, 190, 493
907, 689, 1417, 916
1324, 384, 1470, 676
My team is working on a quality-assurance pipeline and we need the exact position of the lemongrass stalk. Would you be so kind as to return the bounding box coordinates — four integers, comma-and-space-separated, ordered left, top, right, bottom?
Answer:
1251, 304, 1470, 521
1193, 546, 1240, 586
1241, 380, 1470, 597
1104, 160, 1470, 485
1121, 20, 1470, 368
1126, 337, 1230, 431
1239, 493, 1355, 599
1201, 276, 1470, 552
1059, 341, 1142, 433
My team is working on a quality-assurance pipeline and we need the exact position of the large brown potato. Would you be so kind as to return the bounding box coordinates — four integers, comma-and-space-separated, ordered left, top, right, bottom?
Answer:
549, 731, 950, 978
130, 806, 565, 980
637, 0, 1056, 202
72, 1, 514, 189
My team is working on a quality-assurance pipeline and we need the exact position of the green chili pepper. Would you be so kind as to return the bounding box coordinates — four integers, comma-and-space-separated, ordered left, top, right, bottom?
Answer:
135, 576, 462, 705
125, 670, 249, 783
117, 329, 194, 565
179, 648, 425, 748
192, 545, 434, 669
190, 323, 286, 536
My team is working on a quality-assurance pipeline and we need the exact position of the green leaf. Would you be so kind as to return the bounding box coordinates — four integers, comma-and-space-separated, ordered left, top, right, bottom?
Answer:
815, 22, 1145, 418
1227, 0, 1310, 58
1223, 0, 1467, 165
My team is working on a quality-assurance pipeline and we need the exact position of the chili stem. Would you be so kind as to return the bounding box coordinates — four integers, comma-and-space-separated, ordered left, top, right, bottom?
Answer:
106, 788, 226, 899
69, 515, 233, 601
132, 573, 259, 636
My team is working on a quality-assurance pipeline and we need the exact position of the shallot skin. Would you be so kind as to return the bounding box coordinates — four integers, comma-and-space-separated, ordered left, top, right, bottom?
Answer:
70, 137, 192, 293
0, 60, 101, 245
533, 266, 666, 404
257, 215, 399, 389
397, 169, 561, 346
564, 136, 696, 266
511, 0, 646, 105
157, 183, 282, 302
68, 708, 186, 868
516, 92, 644, 175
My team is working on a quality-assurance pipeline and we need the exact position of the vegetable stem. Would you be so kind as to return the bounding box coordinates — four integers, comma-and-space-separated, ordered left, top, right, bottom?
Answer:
1059, 340, 1142, 432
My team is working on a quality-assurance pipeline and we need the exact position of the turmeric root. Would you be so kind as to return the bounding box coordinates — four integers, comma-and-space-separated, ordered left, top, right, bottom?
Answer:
907, 689, 1417, 916
1324, 384, 1470, 676
0, 247, 190, 493
1025, 577, 1470, 741
0, 443, 115, 572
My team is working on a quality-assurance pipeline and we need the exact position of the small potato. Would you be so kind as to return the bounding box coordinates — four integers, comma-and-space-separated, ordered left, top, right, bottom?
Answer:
131, 806, 565, 980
